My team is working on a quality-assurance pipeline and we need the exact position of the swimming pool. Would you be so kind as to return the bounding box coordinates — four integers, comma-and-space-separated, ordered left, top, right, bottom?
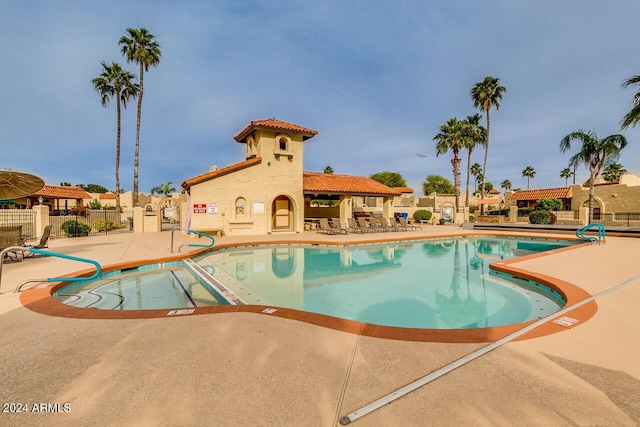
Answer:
54, 236, 578, 329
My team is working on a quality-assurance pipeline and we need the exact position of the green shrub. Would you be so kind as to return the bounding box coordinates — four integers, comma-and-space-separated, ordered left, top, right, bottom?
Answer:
487, 208, 510, 216
92, 219, 125, 232
536, 198, 562, 211
60, 220, 91, 237
518, 207, 534, 217
529, 210, 557, 225
413, 210, 432, 222
469, 215, 476, 223
89, 199, 102, 209
438, 218, 446, 225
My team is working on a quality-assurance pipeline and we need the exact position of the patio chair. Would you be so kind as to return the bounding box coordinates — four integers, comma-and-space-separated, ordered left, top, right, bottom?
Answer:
357, 217, 375, 233
0, 225, 25, 262
329, 218, 348, 234
317, 218, 338, 235
24, 225, 51, 258
347, 218, 365, 233
399, 217, 422, 231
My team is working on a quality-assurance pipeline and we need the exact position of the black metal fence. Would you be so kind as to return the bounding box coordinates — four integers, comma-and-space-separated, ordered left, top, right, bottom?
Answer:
599, 212, 640, 227
49, 209, 134, 239
0, 209, 36, 241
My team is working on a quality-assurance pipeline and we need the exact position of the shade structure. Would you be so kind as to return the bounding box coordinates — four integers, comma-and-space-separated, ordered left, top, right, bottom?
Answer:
0, 170, 45, 199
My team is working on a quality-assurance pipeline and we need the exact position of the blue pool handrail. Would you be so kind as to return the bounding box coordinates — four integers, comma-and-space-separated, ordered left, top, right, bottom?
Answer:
0, 247, 102, 293
576, 222, 606, 245
170, 227, 215, 253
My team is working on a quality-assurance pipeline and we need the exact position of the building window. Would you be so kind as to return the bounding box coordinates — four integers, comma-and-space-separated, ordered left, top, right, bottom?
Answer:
235, 197, 246, 217
279, 137, 288, 151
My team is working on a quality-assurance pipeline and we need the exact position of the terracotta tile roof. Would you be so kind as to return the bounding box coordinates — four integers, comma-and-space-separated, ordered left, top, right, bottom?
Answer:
34, 185, 91, 199
99, 193, 116, 199
489, 188, 500, 195
234, 119, 318, 143
303, 172, 401, 196
181, 157, 262, 189
395, 187, 414, 194
508, 187, 572, 201
476, 198, 503, 205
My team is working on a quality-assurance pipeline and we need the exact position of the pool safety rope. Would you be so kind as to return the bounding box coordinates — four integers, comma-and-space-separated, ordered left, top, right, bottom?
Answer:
339, 272, 640, 424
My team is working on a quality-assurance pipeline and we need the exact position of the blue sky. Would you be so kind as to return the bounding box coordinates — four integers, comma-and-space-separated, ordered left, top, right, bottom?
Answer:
2, 0, 640, 195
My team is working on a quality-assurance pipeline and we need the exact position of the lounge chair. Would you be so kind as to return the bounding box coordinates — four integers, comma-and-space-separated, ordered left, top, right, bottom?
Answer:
24, 225, 51, 258
347, 218, 365, 233
318, 218, 346, 235
0, 225, 24, 261
357, 217, 375, 233
399, 217, 421, 231
330, 218, 348, 234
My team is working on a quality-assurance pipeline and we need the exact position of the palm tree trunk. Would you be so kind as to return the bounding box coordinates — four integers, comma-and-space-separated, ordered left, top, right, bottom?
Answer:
589, 169, 596, 223
452, 156, 461, 214
115, 90, 122, 213
133, 64, 144, 207
481, 109, 491, 215
465, 149, 472, 207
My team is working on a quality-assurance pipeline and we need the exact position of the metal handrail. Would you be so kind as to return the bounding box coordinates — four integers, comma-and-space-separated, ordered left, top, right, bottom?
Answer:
1, 247, 102, 293
576, 222, 606, 245
170, 227, 215, 253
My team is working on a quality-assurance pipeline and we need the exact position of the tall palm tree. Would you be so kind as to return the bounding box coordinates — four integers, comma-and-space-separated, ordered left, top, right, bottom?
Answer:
560, 167, 573, 187
464, 114, 487, 206
470, 76, 506, 212
560, 130, 628, 223
92, 61, 139, 212
602, 163, 627, 182
434, 117, 471, 214
500, 179, 512, 191
119, 27, 161, 207
522, 166, 535, 189
620, 75, 640, 129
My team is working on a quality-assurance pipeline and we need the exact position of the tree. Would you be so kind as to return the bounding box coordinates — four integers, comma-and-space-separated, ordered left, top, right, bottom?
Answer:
536, 198, 562, 211
560, 130, 628, 223
602, 163, 627, 182
370, 171, 407, 188
150, 182, 177, 197
119, 27, 161, 207
620, 75, 640, 129
60, 182, 72, 186
323, 165, 334, 174
92, 61, 139, 212
463, 114, 486, 206
522, 166, 536, 189
78, 184, 110, 193
434, 117, 471, 213
560, 167, 573, 187
422, 174, 455, 195
470, 76, 506, 211
500, 179, 512, 191
470, 163, 483, 191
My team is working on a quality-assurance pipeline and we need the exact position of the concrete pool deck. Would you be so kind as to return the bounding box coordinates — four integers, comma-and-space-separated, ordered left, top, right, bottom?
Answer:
0, 226, 639, 426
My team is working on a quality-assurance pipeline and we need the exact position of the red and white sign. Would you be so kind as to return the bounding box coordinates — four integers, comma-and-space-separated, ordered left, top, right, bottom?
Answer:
193, 204, 206, 214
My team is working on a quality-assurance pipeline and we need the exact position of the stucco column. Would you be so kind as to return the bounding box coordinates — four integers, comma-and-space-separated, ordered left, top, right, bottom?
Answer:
382, 197, 393, 221
33, 204, 49, 237
133, 206, 144, 233
509, 206, 518, 223
339, 195, 353, 227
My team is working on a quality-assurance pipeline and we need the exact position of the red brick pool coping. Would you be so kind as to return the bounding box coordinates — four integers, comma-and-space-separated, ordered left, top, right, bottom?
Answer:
19, 233, 598, 343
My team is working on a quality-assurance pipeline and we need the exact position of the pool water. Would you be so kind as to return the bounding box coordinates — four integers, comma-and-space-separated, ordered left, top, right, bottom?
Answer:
54, 237, 577, 329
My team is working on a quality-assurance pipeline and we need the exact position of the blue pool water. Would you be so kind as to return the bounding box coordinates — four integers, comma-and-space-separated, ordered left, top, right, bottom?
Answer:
54, 236, 577, 329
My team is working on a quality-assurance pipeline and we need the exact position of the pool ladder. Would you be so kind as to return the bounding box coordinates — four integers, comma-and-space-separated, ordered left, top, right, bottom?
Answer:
170, 228, 215, 253
576, 222, 606, 245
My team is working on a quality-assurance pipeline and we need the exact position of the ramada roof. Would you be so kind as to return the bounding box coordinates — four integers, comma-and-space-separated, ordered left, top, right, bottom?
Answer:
394, 187, 414, 194
509, 187, 572, 201
303, 172, 400, 196
234, 119, 318, 143
34, 185, 91, 199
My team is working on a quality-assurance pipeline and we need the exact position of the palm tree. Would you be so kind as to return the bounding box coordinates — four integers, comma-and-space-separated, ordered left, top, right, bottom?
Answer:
620, 75, 640, 129
464, 114, 487, 206
602, 163, 627, 182
470, 76, 506, 212
470, 163, 482, 192
323, 165, 334, 174
434, 117, 471, 214
92, 61, 139, 212
119, 27, 161, 207
150, 182, 177, 197
560, 167, 573, 187
560, 130, 628, 223
522, 166, 535, 189
500, 179, 512, 191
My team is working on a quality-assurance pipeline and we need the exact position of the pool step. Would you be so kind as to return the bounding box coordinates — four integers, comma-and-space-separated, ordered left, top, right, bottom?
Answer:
183, 259, 246, 305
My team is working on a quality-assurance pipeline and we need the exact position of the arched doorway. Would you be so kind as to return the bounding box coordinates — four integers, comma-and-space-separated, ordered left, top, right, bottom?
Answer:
272, 195, 294, 231
157, 197, 181, 231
